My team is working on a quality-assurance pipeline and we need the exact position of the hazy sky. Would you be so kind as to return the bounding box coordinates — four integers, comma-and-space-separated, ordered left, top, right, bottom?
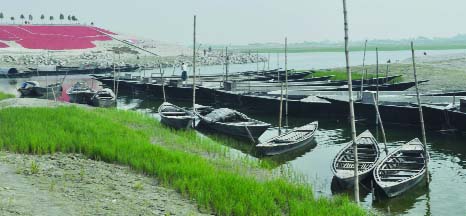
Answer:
3, 0, 466, 45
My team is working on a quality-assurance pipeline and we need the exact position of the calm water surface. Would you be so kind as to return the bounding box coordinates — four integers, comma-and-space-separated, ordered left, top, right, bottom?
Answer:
1, 50, 465, 215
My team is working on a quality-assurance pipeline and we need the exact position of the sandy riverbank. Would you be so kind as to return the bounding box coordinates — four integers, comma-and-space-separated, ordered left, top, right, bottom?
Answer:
0, 152, 209, 216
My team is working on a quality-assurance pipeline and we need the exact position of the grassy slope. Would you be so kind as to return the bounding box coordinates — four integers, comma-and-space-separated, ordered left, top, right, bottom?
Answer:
0, 106, 367, 215
304, 69, 403, 83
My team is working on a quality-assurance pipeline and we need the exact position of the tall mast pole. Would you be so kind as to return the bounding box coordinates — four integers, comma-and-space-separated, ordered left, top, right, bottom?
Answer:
359, 40, 367, 98
192, 15, 196, 112
285, 37, 289, 127
225, 46, 229, 81
410, 41, 428, 183
342, 0, 359, 204
376, 48, 379, 104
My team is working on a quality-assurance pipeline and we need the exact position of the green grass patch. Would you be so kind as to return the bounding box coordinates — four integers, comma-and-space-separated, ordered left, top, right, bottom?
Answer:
0, 92, 15, 100
309, 70, 377, 81
0, 106, 367, 215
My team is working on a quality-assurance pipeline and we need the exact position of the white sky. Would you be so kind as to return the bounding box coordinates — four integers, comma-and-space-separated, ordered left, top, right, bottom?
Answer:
3, 0, 466, 44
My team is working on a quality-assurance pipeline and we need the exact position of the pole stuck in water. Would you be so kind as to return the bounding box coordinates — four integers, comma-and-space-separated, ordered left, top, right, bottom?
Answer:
225, 46, 229, 81
359, 40, 367, 99
410, 41, 429, 184
342, 0, 360, 204
285, 37, 289, 127
192, 15, 197, 113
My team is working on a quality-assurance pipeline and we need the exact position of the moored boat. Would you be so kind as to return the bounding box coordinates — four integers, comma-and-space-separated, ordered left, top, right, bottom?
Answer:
332, 130, 381, 187
66, 81, 96, 104
91, 88, 116, 107
196, 107, 271, 140
158, 102, 194, 129
256, 121, 318, 156
18, 81, 63, 97
373, 138, 429, 197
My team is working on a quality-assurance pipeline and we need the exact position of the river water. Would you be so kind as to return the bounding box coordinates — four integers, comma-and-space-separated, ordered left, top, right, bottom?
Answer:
1, 49, 465, 215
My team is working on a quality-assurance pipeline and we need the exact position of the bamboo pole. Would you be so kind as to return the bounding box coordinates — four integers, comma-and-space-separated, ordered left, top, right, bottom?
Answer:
278, 82, 284, 135
359, 40, 368, 99
225, 46, 229, 81
385, 61, 390, 84
285, 37, 289, 127
375, 48, 379, 104
372, 94, 388, 155
192, 15, 197, 112
342, 0, 359, 204
410, 41, 429, 184
160, 64, 166, 102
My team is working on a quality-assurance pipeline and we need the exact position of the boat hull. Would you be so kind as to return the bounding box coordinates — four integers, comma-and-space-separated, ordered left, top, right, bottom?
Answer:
381, 172, 427, 198
256, 136, 316, 156
198, 120, 269, 140
91, 98, 116, 108
160, 116, 193, 129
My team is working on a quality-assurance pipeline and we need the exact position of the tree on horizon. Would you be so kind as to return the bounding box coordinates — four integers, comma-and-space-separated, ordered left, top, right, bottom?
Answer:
59, 13, 64, 24
49, 16, 54, 24
28, 14, 33, 24
10, 16, 14, 24
67, 15, 71, 24
20, 14, 25, 24
0, 13, 4, 24
40, 14, 45, 24
71, 15, 77, 24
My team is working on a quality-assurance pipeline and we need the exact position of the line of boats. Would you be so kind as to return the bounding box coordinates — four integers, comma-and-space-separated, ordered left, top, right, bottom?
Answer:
17, 80, 117, 108
158, 102, 319, 156
158, 100, 428, 198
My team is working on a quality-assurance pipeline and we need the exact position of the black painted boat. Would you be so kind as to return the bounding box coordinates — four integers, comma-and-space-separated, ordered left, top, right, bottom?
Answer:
332, 130, 381, 187
373, 138, 429, 197
158, 102, 194, 129
66, 81, 96, 104
256, 121, 318, 156
196, 107, 271, 140
91, 88, 116, 108
18, 81, 62, 97
0, 67, 33, 78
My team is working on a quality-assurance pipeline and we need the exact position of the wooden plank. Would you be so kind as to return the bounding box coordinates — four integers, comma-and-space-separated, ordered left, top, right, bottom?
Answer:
380, 168, 421, 172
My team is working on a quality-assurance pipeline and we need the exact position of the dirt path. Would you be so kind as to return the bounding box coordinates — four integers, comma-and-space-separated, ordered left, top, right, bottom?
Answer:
0, 152, 210, 216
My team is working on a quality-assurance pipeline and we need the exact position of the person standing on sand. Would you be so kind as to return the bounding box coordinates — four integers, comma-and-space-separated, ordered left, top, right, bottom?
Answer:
181, 62, 188, 86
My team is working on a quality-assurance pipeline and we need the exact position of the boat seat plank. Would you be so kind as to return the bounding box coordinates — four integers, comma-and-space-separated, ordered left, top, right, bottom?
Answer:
162, 111, 187, 115
380, 168, 421, 172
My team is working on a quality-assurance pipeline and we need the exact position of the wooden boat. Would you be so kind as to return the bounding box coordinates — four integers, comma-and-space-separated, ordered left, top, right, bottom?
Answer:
373, 138, 429, 197
91, 88, 116, 107
256, 121, 318, 156
158, 102, 194, 129
18, 81, 62, 97
196, 107, 271, 140
332, 130, 381, 187
66, 81, 96, 104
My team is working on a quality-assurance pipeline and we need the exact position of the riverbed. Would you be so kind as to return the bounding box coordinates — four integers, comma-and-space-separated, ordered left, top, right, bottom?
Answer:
1, 49, 466, 215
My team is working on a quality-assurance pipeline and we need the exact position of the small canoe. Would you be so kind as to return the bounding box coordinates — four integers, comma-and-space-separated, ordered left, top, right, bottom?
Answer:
332, 130, 381, 187
256, 121, 318, 156
196, 107, 271, 140
66, 81, 96, 104
91, 88, 116, 107
158, 102, 193, 129
373, 138, 429, 197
